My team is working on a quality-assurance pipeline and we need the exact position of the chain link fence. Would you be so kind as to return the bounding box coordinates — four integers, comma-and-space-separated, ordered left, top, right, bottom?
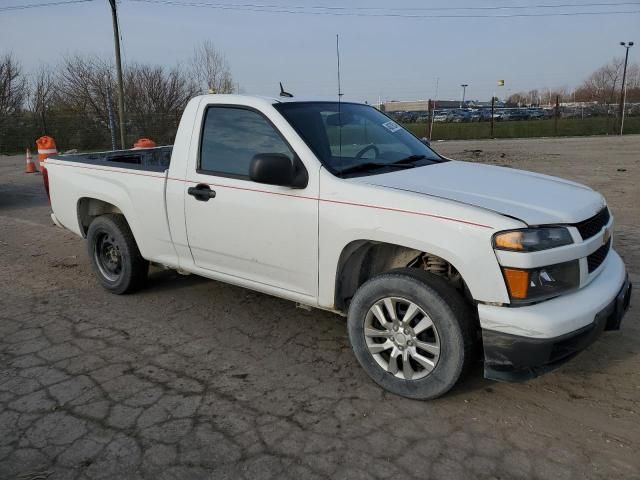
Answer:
392, 103, 640, 141
0, 111, 183, 154
2, 105, 639, 155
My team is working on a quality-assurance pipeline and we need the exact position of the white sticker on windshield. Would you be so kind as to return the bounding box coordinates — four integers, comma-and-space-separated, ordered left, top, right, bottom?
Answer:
382, 120, 402, 133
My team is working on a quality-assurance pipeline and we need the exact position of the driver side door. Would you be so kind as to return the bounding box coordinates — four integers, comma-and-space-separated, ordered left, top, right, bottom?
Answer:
184, 105, 319, 298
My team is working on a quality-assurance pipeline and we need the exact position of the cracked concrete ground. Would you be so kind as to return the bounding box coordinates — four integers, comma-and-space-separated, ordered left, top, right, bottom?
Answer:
1, 135, 639, 480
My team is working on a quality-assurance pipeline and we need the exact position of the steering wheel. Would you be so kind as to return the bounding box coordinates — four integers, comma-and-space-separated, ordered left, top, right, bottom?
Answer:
355, 144, 380, 160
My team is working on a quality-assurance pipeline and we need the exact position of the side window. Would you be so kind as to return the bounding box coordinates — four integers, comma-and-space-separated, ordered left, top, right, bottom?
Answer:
199, 107, 293, 177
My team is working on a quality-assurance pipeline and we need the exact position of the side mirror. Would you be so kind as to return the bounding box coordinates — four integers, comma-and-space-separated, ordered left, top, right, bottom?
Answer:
421, 137, 431, 147
249, 153, 307, 188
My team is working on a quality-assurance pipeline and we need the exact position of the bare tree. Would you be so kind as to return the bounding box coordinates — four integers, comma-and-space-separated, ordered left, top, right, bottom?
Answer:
575, 58, 626, 104
125, 63, 199, 142
29, 67, 56, 133
0, 53, 27, 116
0, 53, 28, 152
623, 63, 640, 103
191, 41, 235, 94
506, 92, 528, 106
57, 54, 115, 123
527, 89, 540, 105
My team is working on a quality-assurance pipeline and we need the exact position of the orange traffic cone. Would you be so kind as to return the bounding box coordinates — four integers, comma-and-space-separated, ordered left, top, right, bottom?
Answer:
133, 138, 156, 149
35, 136, 58, 170
25, 148, 37, 173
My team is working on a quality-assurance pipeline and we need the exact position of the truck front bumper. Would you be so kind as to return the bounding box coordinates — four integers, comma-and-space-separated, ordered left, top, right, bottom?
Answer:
478, 251, 632, 382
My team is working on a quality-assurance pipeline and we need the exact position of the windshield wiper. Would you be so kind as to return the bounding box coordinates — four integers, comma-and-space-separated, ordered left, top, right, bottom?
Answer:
392, 154, 428, 165
338, 161, 415, 176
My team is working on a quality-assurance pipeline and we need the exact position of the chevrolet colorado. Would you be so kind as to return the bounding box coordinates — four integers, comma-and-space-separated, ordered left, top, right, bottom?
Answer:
45, 94, 632, 399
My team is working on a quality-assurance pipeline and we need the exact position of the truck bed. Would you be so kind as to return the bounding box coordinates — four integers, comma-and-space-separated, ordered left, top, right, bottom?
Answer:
52, 146, 173, 172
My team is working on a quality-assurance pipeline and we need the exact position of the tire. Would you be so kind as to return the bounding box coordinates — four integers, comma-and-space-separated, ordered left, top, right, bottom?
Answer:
86, 214, 148, 294
347, 268, 476, 400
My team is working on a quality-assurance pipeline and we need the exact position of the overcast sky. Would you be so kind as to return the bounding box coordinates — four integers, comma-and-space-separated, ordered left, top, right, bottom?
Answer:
1, 0, 638, 103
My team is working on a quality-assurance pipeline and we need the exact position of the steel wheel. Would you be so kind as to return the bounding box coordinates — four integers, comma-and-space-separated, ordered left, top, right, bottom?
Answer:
364, 296, 440, 380
93, 232, 122, 282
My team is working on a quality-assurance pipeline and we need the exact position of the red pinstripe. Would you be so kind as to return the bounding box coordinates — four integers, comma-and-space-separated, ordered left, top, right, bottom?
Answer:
47, 160, 493, 229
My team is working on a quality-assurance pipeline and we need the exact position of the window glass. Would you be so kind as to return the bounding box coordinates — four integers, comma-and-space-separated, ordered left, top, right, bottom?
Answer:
274, 102, 442, 177
321, 111, 413, 159
200, 107, 293, 177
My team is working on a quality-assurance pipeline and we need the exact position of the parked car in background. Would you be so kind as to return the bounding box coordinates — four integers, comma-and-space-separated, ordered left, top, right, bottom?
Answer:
433, 111, 451, 122
493, 110, 506, 121
528, 108, 546, 119
451, 111, 469, 123
506, 109, 530, 121
467, 110, 482, 122
479, 109, 493, 121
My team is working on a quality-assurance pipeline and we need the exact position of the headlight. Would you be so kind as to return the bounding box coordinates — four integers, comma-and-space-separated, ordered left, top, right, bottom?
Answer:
493, 227, 573, 252
502, 260, 580, 303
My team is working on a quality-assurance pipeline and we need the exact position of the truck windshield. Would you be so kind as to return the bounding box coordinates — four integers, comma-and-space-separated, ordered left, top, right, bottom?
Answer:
274, 102, 444, 177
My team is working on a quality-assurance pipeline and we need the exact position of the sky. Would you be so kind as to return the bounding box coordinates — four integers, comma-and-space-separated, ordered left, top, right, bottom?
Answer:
1, 0, 638, 104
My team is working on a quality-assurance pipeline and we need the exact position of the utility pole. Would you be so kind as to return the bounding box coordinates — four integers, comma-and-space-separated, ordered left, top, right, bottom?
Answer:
106, 86, 117, 151
108, 0, 126, 149
460, 84, 468, 108
431, 77, 439, 141
618, 41, 634, 135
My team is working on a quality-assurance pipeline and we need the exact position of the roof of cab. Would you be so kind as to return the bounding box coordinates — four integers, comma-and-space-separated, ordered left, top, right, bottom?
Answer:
195, 93, 363, 106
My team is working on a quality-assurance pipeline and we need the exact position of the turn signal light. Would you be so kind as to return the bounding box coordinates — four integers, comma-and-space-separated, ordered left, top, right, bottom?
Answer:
501, 261, 580, 304
502, 268, 529, 299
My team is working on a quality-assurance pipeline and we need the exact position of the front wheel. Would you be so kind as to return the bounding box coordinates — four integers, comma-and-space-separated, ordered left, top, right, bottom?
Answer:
347, 268, 476, 400
87, 214, 148, 294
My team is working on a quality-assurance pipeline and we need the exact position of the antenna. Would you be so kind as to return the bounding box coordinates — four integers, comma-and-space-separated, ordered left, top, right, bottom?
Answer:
279, 82, 293, 98
336, 34, 343, 176
336, 34, 343, 98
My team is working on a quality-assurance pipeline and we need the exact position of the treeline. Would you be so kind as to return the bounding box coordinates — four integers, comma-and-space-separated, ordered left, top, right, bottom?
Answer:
507, 58, 640, 106
0, 41, 234, 153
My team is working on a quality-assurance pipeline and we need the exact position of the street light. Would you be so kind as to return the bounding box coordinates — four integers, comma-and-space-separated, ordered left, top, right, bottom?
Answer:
619, 41, 634, 135
460, 84, 469, 108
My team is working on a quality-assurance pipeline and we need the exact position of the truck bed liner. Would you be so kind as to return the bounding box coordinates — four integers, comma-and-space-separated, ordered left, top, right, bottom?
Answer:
51, 146, 173, 172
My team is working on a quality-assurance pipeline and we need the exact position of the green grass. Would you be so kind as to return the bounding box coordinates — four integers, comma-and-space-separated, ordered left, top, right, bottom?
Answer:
403, 117, 640, 141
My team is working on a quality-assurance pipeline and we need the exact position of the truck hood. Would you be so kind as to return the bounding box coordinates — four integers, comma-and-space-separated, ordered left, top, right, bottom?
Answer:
350, 160, 605, 225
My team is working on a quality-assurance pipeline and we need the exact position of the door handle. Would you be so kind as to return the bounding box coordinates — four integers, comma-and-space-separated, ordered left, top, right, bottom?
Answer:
188, 184, 216, 201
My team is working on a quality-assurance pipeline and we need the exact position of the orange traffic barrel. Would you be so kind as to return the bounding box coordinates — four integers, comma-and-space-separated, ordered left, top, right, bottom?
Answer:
35, 136, 58, 169
25, 148, 37, 173
133, 138, 156, 149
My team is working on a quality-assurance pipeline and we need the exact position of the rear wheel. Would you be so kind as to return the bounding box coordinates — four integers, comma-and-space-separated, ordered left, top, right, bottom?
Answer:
347, 268, 476, 399
87, 214, 148, 294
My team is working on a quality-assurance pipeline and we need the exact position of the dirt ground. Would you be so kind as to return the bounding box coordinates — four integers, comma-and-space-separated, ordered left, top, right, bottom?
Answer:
0, 135, 638, 480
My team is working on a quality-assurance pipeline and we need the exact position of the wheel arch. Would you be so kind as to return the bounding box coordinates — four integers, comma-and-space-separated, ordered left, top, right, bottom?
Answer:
77, 197, 126, 238
334, 239, 469, 312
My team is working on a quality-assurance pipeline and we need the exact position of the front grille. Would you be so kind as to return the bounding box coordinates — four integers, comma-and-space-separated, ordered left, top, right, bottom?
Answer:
574, 207, 610, 240
587, 238, 611, 273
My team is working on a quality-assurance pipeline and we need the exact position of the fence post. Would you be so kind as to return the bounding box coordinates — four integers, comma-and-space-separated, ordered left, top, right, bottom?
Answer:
554, 95, 560, 136
427, 99, 433, 140
490, 96, 495, 138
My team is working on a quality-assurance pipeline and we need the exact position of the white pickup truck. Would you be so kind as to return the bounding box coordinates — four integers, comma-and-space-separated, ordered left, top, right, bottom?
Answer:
45, 94, 632, 399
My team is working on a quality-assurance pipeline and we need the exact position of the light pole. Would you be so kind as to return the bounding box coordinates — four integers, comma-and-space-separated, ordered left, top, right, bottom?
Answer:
460, 84, 468, 108
619, 41, 634, 135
